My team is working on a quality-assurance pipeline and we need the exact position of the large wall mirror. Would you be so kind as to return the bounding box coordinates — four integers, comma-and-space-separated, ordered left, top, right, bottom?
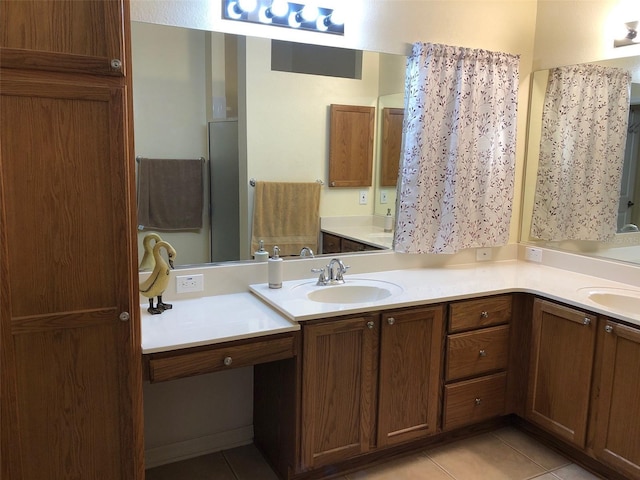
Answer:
132, 21, 405, 268
521, 54, 640, 265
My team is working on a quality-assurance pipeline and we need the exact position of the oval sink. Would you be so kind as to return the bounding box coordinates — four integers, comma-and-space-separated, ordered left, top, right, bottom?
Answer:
308, 285, 393, 304
580, 287, 640, 317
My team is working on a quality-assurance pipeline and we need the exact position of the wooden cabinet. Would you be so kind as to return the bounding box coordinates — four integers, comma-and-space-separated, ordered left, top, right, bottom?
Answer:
328, 104, 375, 187
321, 232, 383, 254
443, 296, 511, 430
592, 320, 640, 478
526, 298, 596, 449
300, 305, 444, 470
1, 0, 127, 76
0, 1, 143, 479
300, 315, 378, 469
380, 107, 404, 187
377, 306, 444, 447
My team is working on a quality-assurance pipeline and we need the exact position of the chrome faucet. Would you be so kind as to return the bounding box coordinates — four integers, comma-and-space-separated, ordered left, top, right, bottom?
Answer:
312, 257, 350, 285
299, 246, 315, 258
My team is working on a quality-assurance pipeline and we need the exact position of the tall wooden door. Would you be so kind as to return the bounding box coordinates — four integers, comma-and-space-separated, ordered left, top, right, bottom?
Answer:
0, 1, 143, 478
593, 320, 640, 479
526, 299, 596, 448
300, 316, 378, 470
377, 306, 444, 447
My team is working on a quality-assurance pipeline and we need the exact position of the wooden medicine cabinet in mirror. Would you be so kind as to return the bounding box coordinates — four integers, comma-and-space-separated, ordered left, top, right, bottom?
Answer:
329, 104, 375, 187
380, 107, 404, 187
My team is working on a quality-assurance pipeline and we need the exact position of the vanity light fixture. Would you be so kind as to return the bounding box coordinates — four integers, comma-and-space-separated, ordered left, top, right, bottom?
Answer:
614, 20, 639, 47
223, 0, 344, 35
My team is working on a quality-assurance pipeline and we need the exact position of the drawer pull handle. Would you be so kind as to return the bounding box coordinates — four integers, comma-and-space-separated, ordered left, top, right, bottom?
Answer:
223, 356, 233, 366
605, 325, 613, 333
367, 321, 374, 329
475, 397, 482, 406
583, 317, 591, 326
387, 317, 395, 325
479, 349, 487, 357
480, 311, 489, 318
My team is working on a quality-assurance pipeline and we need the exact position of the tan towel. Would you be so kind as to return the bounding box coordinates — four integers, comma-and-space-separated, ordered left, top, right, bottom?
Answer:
251, 182, 321, 257
137, 158, 203, 230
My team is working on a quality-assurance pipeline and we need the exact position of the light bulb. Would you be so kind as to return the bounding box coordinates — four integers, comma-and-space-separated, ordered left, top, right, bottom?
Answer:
300, 4, 319, 22
330, 8, 344, 26
269, 0, 289, 17
237, 0, 257, 13
226, 1, 243, 19
288, 10, 301, 28
316, 15, 329, 31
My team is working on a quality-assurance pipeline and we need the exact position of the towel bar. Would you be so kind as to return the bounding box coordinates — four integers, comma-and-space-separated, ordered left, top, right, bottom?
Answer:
136, 156, 206, 163
249, 178, 324, 186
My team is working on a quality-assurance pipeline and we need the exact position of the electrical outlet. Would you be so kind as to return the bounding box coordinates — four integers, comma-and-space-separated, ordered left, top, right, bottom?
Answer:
176, 274, 204, 293
380, 190, 388, 204
525, 247, 543, 263
476, 248, 492, 261
359, 190, 368, 205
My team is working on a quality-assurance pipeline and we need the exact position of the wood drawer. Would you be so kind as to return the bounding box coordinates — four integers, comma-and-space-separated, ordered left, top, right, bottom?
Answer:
443, 372, 507, 431
147, 333, 297, 383
446, 325, 510, 381
449, 295, 512, 333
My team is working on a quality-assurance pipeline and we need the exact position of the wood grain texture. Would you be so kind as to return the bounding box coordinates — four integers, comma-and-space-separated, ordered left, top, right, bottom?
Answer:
380, 108, 404, 187
301, 316, 377, 470
448, 295, 512, 333
377, 305, 444, 447
443, 372, 507, 431
446, 325, 510, 381
148, 334, 297, 382
526, 299, 596, 449
592, 320, 640, 478
1, 2, 143, 478
329, 104, 374, 187
0, 0, 125, 75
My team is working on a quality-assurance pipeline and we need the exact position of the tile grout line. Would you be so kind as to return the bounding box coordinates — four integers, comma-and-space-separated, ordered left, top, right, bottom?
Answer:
489, 430, 569, 476
420, 450, 464, 480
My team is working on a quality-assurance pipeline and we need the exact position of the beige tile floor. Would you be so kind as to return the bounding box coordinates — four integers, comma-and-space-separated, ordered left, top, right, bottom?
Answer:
145, 427, 603, 480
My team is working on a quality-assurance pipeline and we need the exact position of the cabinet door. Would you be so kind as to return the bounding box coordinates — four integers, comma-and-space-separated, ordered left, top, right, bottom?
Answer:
377, 306, 444, 447
329, 104, 375, 187
526, 299, 596, 448
0, 75, 142, 479
1, 0, 126, 76
593, 321, 640, 478
301, 316, 377, 470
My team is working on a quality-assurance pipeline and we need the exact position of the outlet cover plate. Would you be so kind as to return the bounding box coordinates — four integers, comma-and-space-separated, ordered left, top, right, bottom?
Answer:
525, 247, 543, 263
176, 274, 204, 293
476, 248, 492, 261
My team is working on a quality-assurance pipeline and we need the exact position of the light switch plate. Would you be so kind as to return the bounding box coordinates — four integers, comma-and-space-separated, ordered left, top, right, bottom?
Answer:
525, 247, 543, 263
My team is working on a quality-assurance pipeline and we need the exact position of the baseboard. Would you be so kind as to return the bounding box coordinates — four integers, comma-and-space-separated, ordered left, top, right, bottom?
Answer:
145, 425, 254, 469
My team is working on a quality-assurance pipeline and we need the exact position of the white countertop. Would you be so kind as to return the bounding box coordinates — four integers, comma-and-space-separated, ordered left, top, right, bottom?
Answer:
249, 260, 640, 326
140, 293, 299, 354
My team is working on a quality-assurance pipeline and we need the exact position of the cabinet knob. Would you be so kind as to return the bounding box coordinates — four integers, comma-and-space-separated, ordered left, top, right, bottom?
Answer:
367, 321, 374, 329
223, 356, 233, 366
475, 397, 482, 406
387, 317, 396, 325
119, 311, 130, 322
110, 58, 122, 70
605, 325, 614, 333
479, 349, 487, 357
480, 311, 489, 318
582, 317, 591, 326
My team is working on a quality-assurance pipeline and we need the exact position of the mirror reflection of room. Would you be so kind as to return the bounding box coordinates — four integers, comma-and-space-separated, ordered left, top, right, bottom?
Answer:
131, 22, 406, 268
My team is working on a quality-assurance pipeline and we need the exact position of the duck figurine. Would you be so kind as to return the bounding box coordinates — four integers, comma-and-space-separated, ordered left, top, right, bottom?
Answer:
138, 232, 163, 271
139, 240, 176, 314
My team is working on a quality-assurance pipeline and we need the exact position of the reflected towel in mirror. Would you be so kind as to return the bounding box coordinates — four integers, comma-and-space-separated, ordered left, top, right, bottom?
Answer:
251, 181, 321, 257
137, 158, 204, 230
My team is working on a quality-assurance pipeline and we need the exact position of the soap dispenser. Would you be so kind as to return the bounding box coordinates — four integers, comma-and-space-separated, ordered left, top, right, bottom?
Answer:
384, 208, 393, 233
268, 246, 283, 289
254, 239, 269, 262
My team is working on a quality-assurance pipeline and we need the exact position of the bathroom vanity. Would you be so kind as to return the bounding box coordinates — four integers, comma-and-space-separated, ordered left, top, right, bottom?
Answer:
142, 261, 640, 480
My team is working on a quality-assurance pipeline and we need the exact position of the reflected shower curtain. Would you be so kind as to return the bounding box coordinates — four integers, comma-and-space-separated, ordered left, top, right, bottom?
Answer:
394, 43, 519, 254
530, 65, 631, 241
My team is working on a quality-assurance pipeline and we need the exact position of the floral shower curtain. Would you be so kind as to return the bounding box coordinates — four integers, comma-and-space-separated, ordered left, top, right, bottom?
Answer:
394, 43, 520, 254
530, 65, 631, 241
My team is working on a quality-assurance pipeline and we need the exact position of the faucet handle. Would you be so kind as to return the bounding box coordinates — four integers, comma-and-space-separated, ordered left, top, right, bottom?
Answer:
311, 267, 328, 285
